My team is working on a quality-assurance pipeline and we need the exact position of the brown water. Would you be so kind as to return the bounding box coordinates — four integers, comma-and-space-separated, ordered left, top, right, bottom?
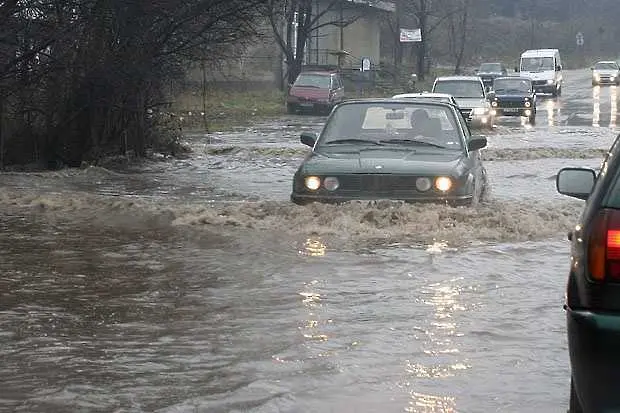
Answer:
0, 69, 617, 412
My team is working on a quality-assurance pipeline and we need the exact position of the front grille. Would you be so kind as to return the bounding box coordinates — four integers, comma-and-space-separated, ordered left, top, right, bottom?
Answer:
460, 108, 473, 118
337, 174, 420, 193
532, 80, 547, 86
497, 100, 525, 108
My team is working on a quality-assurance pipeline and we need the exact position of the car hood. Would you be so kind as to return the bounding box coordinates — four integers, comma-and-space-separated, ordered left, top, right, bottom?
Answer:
300, 149, 467, 176
289, 86, 329, 99
494, 93, 534, 100
453, 97, 488, 109
593, 69, 619, 76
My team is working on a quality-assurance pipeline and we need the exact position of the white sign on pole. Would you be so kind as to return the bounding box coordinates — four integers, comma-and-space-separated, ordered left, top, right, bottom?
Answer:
400, 28, 422, 43
576, 32, 584, 46
361, 57, 371, 71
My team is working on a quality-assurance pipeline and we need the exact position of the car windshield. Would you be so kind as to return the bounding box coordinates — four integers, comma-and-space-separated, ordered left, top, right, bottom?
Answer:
493, 79, 531, 93
521, 56, 555, 71
433, 80, 484, 98
293, 73, 331, 88
479, 63, 502, 72
318, 102, 463, 150
594, 62, 619, 70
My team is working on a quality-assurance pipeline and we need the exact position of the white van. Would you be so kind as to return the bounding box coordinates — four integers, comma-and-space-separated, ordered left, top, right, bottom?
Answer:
517, 49, 563, 96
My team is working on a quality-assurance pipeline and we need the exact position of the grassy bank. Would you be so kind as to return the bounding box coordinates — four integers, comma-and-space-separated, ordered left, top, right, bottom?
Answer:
170, 69, 448, 132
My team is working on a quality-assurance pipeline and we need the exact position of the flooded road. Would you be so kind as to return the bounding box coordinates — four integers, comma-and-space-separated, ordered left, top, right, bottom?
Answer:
0, 69, 618, 412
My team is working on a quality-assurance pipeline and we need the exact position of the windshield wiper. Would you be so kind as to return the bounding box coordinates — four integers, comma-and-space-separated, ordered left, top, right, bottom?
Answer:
325, 138, 383, 145
379, 138, 447, 149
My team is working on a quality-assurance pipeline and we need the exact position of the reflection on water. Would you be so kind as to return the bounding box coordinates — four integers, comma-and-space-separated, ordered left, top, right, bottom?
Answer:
300, 235, 327, 257
545, 98, 557, 126
593, 85, 600, 127
592, 85, 617, 128
405, 278, 466, 412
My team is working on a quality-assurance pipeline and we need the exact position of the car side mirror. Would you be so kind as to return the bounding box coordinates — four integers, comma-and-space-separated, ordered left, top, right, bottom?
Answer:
467, 135, 487, 151
556, 167, 596, 200
590, 67, 594, 71
514, 66, 519, 72
300, 132, 317, 147
474, 69, 479, 74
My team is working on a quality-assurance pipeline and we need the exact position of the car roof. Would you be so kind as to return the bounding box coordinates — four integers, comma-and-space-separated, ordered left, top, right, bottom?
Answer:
494, 76, 532, 82
480, 62, 503, 65
434, 76, 482, 82
391, 92, 455, 99
594, 61, 618, 65
336, 98, 456, 108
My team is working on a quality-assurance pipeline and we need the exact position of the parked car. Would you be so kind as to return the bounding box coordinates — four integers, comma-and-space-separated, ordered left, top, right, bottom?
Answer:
431, 76, 494, 129
556, 134, 620, 412
487, 77, 537, 124
286, 70, 345, 115
475, 62, 508, 90
290, 99, 488, 206
392, 92, 459, 106
591, 60, 620, 86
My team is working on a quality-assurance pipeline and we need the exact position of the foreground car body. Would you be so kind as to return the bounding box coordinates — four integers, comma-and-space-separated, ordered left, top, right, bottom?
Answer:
556, 135, 620, 412
286, 70, 345, 115
291, 99, 488, 206
488, 77, 537, 124
431, 76, 494, 129
591, 61, 620, 86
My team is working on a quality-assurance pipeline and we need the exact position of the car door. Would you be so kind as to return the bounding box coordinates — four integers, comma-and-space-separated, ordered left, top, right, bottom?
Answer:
333, 74, 345, 102
457, 107, 484, 194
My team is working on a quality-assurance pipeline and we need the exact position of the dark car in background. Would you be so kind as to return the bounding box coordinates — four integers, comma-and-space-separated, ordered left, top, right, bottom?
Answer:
286, 70, 345, 115
488, 77, 537, 124
475, 62, 508, 90
556, 133, 620, 412
291, 99, 488, 206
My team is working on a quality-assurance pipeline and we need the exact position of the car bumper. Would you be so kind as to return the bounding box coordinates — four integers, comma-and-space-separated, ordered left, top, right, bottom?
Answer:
532, 84, 556, 93
468, 115, 492, 128
492, 107, 534, 117
593, 78, 618, 85
567, 307, 620, 412
290, 192, 474, 206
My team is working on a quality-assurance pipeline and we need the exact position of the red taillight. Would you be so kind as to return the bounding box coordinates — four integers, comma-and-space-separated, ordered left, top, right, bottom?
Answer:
588, 209, 620, 281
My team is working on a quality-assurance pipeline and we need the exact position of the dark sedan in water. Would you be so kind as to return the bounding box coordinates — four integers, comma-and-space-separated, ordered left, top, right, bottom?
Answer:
488, 77, 537, 124
290, 99, 488, 206
556, 133, 620, 412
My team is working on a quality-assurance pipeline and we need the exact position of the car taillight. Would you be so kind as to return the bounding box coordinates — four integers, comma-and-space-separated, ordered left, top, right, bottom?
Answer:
588, 208, 620, 281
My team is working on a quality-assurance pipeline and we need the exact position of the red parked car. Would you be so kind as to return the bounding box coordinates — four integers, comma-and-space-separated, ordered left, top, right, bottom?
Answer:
286, 70, 345, 115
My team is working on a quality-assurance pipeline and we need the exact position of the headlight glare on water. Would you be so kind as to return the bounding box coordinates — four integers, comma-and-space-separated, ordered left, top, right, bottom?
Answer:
415, 177, 432, 192
304, 176, 321, 191
435, 176, 452, 192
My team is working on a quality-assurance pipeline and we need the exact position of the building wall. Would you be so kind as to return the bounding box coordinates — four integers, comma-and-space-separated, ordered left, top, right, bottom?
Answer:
306, 3, 385, 69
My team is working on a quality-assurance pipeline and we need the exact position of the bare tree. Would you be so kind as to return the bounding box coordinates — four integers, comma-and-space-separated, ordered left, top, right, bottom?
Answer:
264, 0, 364, 89
444, 0, 470, 74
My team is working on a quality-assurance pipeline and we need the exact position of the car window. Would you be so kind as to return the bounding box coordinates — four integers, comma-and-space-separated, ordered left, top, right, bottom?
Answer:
594, 62, 619, 70
293, 74, 331, 88
493, 79, 531, 93
320, 103, 463, 149
479, 63, 502, 72
521, 57, 555, 71
433, 80, 484, 98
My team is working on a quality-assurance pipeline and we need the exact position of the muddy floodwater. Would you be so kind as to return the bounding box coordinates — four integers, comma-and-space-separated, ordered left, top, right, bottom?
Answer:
0, 69, 617, 412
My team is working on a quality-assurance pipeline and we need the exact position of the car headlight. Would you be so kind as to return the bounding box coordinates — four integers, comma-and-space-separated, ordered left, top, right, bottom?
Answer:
304, 176, 321, 191
323, 177, 339, 191
525, 101, 531, 107
473, 107, 487, 115
491, 101, 498, 107
415, 177, 432, 192
546, 79, 554, 84
594, 74, 601, 80
611, 76, 616, 81
435, 176, 452, 192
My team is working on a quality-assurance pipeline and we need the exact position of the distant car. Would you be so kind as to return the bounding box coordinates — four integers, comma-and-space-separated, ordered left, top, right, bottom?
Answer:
286, 70, 345, 115
392, 92, 459, 106
290, 99, 488, 206
475, 62, 508, 89
556, 135, 620, 412
488, 77, 537, 124
431, 76, 494, 129
591, 61, 620, 86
